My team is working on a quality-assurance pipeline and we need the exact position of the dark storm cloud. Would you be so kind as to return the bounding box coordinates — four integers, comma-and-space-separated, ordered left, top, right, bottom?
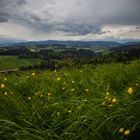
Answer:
54, 22, 101, 35
0, 12, 9, 22
0, 0, 26, 22
0, 0, 140, 40
41, 0, 140, 35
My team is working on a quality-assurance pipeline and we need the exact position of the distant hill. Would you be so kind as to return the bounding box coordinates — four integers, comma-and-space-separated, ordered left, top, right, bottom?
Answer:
0, 39, 140, 48
0, 38, 24, 46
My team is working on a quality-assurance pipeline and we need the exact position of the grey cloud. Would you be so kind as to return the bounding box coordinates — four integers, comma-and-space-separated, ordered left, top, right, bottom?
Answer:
0, 0, 140, 40
0, 12, 9, 22
25, 0, 140, 35
54, 23, 101, 35
0, 0, 26, 22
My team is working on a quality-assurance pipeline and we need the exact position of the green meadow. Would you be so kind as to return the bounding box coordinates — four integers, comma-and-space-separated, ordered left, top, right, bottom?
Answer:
0, 60, 140, 140
0, 56, 41, 70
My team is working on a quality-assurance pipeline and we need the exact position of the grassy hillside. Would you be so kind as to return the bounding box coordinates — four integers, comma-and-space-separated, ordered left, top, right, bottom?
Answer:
0, 56, 41, 70
0, 60, 140, 139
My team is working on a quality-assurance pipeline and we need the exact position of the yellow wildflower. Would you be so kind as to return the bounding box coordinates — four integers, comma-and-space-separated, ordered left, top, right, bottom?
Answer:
57, 77, 61, 81
1, 84, 5, 89
128, 87, 133, 94
72, 80, 75, 83
48, 93, 52, 96
31, 73, 35, 76
86, 89, 89, 92
4, 92, 8, 96
124, 129, 130, 135
119, 128, 124, 133
83, 99, 87, 102
112, 98, 117, 103
68, 110, 72, 113
106, 92, 110, 95
4, 77, 7, 81
71, 88, 75, 92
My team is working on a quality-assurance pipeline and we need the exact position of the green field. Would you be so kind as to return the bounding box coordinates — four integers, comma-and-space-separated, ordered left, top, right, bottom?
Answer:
0, 60, 140, 139
0, 56, 41, 70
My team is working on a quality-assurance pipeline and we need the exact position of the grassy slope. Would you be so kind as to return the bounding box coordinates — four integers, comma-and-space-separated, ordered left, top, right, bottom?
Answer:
0, 56, 41, 70
0, 60, 140, 140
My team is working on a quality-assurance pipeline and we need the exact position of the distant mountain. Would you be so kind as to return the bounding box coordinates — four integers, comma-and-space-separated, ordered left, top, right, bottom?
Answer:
0, 39, 140, 48
0, 38, 24, 46
9, 40, 121, 48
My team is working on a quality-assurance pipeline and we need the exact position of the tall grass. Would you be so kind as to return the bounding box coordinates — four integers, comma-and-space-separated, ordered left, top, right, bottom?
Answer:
0, 60, 140, 139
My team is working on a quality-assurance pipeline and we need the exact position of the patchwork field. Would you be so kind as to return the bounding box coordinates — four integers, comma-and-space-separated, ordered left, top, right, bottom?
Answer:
0, 60, 140, 139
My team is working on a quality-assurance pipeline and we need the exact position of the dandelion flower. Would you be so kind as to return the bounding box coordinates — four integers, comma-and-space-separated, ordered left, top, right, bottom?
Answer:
128, 87, 133, 94
119, 128, 124, 133
1, 84, 5, 89
124, 129, 130, 135
112, 98, 117, 103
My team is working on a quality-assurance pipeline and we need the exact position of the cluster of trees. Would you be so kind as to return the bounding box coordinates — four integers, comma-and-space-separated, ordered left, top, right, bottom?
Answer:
1, 44, 140, 71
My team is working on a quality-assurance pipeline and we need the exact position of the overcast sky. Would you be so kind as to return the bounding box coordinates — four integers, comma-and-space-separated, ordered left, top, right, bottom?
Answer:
0, 0, 140, 41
